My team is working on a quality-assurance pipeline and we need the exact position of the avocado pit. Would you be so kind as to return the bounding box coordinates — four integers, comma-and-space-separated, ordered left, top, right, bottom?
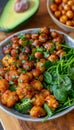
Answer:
14, 0, 30, 13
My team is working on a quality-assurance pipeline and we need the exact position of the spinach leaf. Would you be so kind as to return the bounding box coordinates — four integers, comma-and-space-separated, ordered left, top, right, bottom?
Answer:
53, 88, 67, 103
68, 67, 74, 81
60, 76, 72, 91
44, 72, 52, 84
68, 89, 74, 98
49, 84, 58, 93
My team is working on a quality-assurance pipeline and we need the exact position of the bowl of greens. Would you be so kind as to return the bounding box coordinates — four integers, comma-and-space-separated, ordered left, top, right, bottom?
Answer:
0, 27, 74, 122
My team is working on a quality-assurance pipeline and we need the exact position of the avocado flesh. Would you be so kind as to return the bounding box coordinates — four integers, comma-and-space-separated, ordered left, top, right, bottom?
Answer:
0, 0, 39, 30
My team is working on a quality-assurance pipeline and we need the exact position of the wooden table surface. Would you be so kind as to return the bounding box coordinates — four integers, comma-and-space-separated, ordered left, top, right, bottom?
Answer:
0, 0, 74, 130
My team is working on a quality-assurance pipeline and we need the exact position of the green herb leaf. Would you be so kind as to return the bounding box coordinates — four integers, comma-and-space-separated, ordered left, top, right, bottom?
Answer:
36, 46, 44, 53
29, 54, 34, 60
43, 51, 50, 58
9, 81, 14, 85
18, 34, 26, 40
43, 103, 53, 121
44, 61, 53, 69
9, 85, 17, 91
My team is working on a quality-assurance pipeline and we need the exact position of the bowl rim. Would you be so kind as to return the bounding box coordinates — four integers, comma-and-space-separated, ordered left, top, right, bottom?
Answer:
47, 0, 74, 30
0, 28, 74, 122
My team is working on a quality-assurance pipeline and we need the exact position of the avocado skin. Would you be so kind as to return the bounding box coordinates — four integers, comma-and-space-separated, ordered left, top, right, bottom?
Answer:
0, 0, 39, 32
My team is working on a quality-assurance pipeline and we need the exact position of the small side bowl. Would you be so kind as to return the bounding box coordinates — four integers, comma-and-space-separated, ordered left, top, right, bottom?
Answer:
0, 28, 74, 122
47, 0, 74, 32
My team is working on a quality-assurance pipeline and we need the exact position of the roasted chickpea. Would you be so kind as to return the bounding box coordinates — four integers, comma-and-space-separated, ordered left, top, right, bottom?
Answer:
51, 31, 58, 38
18, 82, 29, 87
50, 4, 58, 12
23, 61, 34, 71
64, 4, 70, 11
56, 44, 61, 51
0, 79, 9, 96
27, 72, 33, 81
18, 73, 30, 83
66, 21, 73, 26
3, 45, 11, 54
4, 64, 17, 71
41, 27, 50, 34
36, 61, 45, 73
40, 58, 46, 63
32, 69, 41, 77
5, 70, 19, 83
38, 75, 43, 82
71, 5, 74, 11
32, 94, 45, 106
1, 90, 18, 107
44, 42, 54, 50
24, 46, 31, 53
11, 35, 19, 44
41, 89, 51, 98
19, 39, 25, 45
31, 80, 43, 90
66, 10, 74, 19
53, 35, 64, 43
32, 40, 40, 47
63, 0, 68, 3
12, 43, 19, 49
48, 54, 58, 62
19, 53, 28, 60
39, 33, 48, 43
31, 33, 39, 40
62, 10, 66, 15
11, 49, 18, 57
45, 95, 59, 109
25, 33, 31, 39
56, 49, 66, 56
16, 83, 34, 99
29, 106, 46, 118
55, 0, 62, 4
60, 15, 68, 24
0, 68, 5, 77
68, 0, 73, 6
58, 4, 63, 11
34, 52, 42, 59
2, 55, 16, 67
56, 12, 60, 19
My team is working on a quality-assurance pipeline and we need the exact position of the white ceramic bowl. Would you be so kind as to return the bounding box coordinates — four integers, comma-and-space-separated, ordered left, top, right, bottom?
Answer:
47, 0, 74, 32
0, 28, 74, 122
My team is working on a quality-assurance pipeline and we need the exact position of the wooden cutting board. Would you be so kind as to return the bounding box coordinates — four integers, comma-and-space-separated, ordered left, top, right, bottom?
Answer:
0, 0, 74, 130
0, 109, 74, 130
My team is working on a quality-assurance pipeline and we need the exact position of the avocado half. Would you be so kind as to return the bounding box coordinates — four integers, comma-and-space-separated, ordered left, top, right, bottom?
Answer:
0, 0, 39, 32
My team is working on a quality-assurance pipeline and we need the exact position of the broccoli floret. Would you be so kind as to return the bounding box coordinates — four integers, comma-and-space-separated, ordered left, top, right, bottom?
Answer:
14, 98, 32, 114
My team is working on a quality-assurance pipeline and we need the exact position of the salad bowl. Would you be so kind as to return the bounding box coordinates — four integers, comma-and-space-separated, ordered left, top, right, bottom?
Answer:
0, 28, 74, 121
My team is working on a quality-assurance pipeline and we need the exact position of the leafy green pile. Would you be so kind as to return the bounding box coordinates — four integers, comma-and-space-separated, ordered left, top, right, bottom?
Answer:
43, 45, 74, 119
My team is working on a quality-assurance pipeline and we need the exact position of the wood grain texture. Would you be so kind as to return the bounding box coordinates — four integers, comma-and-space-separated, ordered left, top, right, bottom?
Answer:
0, 0, 74, 130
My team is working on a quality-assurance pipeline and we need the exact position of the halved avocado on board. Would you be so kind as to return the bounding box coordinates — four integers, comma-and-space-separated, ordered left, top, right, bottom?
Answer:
0, 0, 39, 32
